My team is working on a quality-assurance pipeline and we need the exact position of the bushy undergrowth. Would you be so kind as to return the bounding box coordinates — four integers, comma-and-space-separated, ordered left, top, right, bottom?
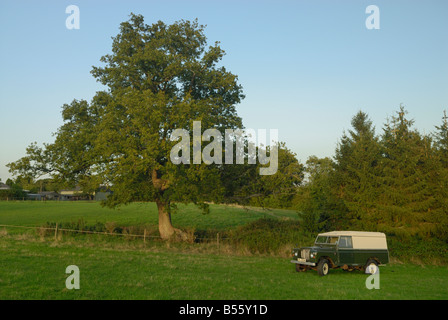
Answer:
39, 219, 159, 240
43, 219, 106, 234
227, 218, 314, 255
387, 235, 448, 264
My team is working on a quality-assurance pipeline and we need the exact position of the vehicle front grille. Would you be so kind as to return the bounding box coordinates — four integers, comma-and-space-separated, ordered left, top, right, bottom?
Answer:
301, 249, 310, 260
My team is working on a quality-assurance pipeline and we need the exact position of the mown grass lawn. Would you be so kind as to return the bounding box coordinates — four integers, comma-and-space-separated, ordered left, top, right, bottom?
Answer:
0, 201, 298, 230
1, 236, 447, 300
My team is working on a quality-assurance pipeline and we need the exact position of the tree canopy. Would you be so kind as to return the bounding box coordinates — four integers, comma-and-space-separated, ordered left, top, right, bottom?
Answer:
8, 14, 302, 240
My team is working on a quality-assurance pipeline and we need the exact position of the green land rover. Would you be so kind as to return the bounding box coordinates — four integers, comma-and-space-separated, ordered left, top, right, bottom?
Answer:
291, 231, 389, 276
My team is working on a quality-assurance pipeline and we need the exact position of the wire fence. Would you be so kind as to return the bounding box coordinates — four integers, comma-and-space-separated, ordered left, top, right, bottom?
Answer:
0, 223, 227, 247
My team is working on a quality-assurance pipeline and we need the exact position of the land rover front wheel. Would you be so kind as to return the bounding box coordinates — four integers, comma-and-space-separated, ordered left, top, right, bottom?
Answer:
317, 259, 330, 276
296, 264, 308, 272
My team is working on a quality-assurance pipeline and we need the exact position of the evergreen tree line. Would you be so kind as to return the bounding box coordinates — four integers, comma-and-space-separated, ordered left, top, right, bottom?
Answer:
294, 106, 448, 242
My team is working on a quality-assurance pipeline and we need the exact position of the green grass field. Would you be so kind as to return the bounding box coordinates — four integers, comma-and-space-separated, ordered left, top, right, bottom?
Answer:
1, 236, 447, 300
0, 201, 298, 230
1, 201, 447, 300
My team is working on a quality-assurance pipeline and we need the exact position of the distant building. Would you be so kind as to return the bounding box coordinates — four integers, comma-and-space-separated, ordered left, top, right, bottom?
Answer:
14, 185, 113, 201
27, 193, 42, 200
37, 191, 59, 200
59, 186, 87, 200
0, 183, 11, 190
94, 186, 112, 201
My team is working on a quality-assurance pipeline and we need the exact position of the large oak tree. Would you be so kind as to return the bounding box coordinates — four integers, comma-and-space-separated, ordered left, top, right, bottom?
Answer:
9, 14, 246, 239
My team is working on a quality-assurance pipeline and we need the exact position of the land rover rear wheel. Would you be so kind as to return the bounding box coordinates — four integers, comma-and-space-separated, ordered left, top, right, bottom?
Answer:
365, 259, 379, 274
317, 259, 330, 276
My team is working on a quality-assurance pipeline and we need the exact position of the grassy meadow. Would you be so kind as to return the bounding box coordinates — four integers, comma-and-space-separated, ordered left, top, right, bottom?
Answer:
1, 201, 447, 300
0, 201, 297, 230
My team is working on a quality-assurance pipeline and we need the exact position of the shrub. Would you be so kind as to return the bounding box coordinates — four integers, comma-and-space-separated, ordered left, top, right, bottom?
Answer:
228, 218, 312, 255
387, 235, 448, 264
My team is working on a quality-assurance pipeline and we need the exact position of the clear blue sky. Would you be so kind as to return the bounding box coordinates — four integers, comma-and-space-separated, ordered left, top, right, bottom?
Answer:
1, 0, 447, 181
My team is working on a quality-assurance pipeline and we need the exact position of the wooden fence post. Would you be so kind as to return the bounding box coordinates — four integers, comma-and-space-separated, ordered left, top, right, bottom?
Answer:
144, 229, 147, 248
54, 223, 58, 241
217, 232, 220, 253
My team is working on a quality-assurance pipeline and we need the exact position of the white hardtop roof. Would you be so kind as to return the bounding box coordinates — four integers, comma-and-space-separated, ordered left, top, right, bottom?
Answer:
318, 231, 386, 237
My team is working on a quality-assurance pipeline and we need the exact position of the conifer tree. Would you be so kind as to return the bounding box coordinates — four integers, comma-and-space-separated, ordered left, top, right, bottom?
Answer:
333, 111, 382, 229
432, 110, 448, 240
379, 106, 436, 235
434, 110, 448, 167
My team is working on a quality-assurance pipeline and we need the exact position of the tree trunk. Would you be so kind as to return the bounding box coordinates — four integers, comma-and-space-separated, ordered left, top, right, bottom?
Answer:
152, 168, 189, 241
156, 199, 190, 241
156, 199, 176, 240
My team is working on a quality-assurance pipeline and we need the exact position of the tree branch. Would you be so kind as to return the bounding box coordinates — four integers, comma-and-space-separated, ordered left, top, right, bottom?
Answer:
151, 168, 170, 191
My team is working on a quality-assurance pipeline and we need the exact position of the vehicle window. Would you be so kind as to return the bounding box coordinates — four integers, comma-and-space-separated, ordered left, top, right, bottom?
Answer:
327, 237, 338, 244
338, 236, 353, 248
315, 236, 327, 244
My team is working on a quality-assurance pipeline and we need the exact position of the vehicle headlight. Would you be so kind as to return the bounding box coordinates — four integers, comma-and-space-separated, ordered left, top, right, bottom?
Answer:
310, 252, 317, 258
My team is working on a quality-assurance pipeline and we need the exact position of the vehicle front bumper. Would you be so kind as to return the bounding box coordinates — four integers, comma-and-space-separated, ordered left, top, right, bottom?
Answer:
290, 260, 316, 266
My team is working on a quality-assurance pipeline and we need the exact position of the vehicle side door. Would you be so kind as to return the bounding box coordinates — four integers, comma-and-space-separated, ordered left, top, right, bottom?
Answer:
337, 236, 354, 266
